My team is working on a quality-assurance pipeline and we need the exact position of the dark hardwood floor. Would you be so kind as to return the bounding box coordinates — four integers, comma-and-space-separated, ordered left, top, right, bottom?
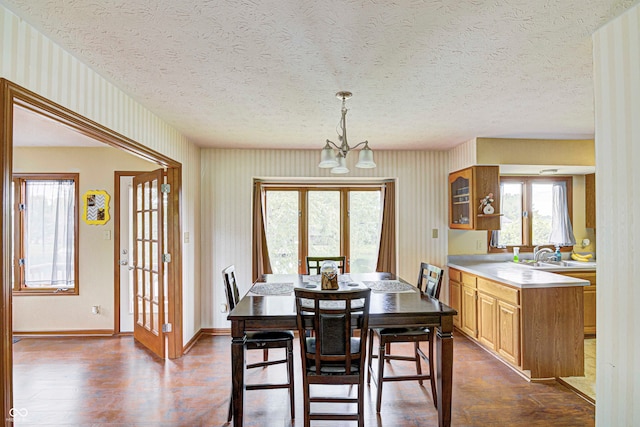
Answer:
12, 333, 594, 426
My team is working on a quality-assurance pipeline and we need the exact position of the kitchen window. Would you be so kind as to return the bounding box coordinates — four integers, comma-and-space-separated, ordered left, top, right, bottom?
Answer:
489, 176, 574, 252
12, 173, 79, 295
258, 182, 386, 274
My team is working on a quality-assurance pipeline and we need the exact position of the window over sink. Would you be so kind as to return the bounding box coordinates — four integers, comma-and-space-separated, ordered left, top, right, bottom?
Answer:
489, 176, 574, 252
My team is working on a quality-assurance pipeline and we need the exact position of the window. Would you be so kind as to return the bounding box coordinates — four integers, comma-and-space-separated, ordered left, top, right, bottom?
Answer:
263, 184, 383, 274
12, 173, 79, 295
491, 176, 573, 251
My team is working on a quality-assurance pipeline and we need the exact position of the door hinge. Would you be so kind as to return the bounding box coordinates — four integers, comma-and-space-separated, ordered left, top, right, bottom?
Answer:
161, 184, 171, 193
162, 323, 172, 333
162, 253, 171, 263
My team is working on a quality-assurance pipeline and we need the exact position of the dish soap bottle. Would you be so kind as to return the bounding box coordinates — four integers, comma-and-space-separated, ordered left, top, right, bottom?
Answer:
554, 245, 562, 261
513, 247, 519, 262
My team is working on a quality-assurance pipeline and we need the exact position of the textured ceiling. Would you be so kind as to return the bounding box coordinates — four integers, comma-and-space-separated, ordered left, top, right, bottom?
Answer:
2, 0, 638, 150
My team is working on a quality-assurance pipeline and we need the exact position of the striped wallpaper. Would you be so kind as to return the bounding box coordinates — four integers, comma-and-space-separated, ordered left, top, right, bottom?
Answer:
593, 4, 640, 425
200, 149, 450, 328
448, 137, 477, 172
1, 5, 202, 344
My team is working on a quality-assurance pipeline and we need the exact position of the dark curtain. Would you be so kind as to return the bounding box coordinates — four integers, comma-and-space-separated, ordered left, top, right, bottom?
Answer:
252, 181, 272, 281
376, 181, 397, 274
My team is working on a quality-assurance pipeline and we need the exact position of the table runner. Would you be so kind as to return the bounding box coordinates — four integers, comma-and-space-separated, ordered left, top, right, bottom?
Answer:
364, 280, 417, 293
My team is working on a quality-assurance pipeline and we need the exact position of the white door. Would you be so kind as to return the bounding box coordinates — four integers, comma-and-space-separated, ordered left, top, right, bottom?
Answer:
119, 176, 134, 332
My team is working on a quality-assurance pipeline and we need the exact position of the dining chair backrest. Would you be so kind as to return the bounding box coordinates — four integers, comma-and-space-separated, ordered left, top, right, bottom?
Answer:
417, 263, 443, 299
306, 256, 346, 275
222, 265, 241, 311
294, 287, 371, 376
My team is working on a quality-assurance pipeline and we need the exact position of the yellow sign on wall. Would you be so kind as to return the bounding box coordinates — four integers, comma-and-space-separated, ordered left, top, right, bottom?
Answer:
82, 190, 110, 225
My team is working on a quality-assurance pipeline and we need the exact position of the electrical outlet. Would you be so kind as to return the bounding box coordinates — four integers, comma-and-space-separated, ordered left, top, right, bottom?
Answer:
476, 240, 483, 250
432, 228, 438, 238
91, 305, 100, 315
103, 230, 111, 240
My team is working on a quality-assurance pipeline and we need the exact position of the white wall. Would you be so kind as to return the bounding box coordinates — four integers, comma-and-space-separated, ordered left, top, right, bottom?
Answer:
593, 4, 640, 425
1, 5, 201, 344
200, 149, 450, 329
13, 147, 157, 331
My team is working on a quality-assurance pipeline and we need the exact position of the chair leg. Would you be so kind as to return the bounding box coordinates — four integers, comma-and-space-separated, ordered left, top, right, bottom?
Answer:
287, 340, 295, 420
376, 339, 386, 412
263, 348, 268, 362
358, 379, 365, 427
227, 393, 233, 422
428, 336, 437, 409
415, 342, 423, 386
303, 380, 311, 427
367, 331, 375, 384
385, 342, 391, 362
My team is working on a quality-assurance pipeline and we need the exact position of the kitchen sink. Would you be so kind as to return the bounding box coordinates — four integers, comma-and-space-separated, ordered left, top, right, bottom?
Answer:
513, 260, 596, 270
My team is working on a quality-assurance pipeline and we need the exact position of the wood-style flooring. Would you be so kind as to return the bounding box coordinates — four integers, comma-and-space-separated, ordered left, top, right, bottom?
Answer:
11, 333, 594, 426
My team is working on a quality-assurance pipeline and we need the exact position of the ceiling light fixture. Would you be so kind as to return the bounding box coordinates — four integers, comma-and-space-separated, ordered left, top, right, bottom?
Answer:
318, 91, 376, 174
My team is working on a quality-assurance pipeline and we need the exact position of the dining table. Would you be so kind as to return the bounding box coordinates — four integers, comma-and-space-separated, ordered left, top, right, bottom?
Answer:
227, 272, 457, 427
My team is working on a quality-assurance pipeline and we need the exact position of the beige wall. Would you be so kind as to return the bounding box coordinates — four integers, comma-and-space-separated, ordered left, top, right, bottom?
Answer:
476, 138, 594, 166
12, 147, 157, 331
593, 4, 640, 424
1, 4, 202, 344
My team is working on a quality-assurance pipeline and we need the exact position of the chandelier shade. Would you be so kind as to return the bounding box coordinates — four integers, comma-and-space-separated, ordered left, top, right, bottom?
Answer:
318, 91, 375, 173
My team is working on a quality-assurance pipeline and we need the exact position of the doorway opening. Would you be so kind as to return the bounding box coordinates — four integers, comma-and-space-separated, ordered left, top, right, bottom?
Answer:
1, 79, 185, 419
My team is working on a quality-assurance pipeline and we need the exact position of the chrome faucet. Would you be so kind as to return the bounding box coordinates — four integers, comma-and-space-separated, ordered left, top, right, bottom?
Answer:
533, 246, 554, 262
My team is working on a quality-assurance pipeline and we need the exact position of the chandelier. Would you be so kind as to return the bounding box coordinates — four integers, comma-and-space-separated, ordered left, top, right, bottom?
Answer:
318, 91, 376, 174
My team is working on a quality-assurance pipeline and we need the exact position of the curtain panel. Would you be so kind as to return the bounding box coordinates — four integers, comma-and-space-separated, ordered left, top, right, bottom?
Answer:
252, 182, 273, 281
376, 181, 397, 274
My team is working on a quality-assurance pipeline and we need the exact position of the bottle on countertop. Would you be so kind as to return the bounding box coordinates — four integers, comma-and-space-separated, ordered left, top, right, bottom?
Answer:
554, 245, 562, 261
513, 247, 519, 262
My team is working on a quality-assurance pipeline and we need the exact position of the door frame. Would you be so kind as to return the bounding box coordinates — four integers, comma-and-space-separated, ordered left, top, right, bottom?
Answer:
1, 79, 184, 421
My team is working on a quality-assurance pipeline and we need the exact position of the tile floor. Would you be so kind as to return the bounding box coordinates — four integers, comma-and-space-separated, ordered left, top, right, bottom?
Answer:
559, 338, 596, 402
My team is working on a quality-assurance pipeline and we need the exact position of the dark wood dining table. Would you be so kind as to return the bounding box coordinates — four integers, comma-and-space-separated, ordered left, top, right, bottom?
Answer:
227, 272, 457, 427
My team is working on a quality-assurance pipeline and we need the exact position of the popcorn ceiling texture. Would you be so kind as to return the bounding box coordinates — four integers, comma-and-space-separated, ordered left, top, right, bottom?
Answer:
1, 0, 637, 149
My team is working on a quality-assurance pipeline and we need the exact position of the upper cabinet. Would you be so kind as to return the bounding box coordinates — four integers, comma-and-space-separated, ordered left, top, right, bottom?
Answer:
449, 166, 501, 230
585, 173, 595, 228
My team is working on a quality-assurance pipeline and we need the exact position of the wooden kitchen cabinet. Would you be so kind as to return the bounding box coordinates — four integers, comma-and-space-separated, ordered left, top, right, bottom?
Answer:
496, 300, 520, 366
460, 271, 478, 338
477, 292, 497, 350
585, 173, 596, 228
448, 268, 462, 329
449, 166, 501, 230
560, 271, 596, 336
448, 267, 583, 378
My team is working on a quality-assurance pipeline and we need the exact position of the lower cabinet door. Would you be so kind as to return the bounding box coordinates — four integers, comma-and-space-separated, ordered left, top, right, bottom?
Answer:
461, 286, 477, 338
477, 293, 497, 350
449, 280, 462, 328
496, 300, 520, 366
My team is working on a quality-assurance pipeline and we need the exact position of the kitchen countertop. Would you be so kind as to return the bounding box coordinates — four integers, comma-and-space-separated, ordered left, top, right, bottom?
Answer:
448, 261, 592, 289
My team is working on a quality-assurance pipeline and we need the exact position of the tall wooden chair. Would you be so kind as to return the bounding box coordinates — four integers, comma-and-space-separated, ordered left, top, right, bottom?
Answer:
294, 287, 371, 427
367, 262, 444, 412
222, 265, 295, 421
306, 256, 346, 275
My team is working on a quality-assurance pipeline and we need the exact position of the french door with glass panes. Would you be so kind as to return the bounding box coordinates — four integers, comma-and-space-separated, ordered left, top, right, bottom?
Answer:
132, 169, 166, 358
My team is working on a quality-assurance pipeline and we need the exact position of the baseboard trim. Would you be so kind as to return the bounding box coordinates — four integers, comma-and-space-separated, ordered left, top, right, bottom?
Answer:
13, 329, 114, 337
201, 328, 230, 336
182, 329, 204, 354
